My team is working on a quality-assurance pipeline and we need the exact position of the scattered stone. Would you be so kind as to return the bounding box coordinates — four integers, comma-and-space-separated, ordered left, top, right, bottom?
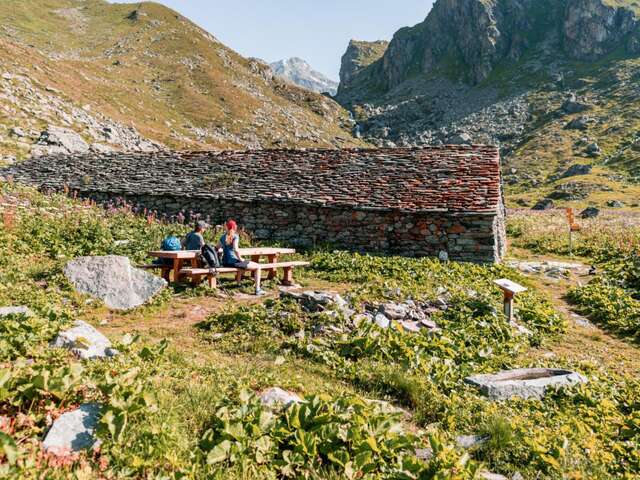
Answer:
456, 434, 488, 449
399, 320, 422, 333
464, 368, 588, 401
64, 255, 167, 310
480, 473, 509, 480
585, 142, 601, 157
415, 448, 434, 461
561, 94, 592, 114
9, 126, 26, 138
448, 132, 472, 145
580, 206, 600, 219
510, 321, 533, 336
562, 164, 592, 177
508, 260, 588, 278
607, 200, 624, 208
379, 302, 410, 320
259, 387, 302, 407
0, 306, 33, 317
42, 403, 101, 455
438, 250, 449, 262
565, 116, 592, 130
374, 313, 391, 329
532, 198, 554, 210
51, 320, 118, 359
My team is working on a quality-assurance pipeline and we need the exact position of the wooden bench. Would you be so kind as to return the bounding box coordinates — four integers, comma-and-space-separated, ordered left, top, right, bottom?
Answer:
180, 261, 310, 291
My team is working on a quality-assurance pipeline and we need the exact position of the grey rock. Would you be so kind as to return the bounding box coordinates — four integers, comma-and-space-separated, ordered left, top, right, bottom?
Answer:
562, 164, 592, 177
480, 473, 509, 480
33, 126, 90, 155
456, 434, 488, 449
532, 198, 554, 211
399, 320, 422, 333
580, 206, 600, 218
64, 255, 167, 310
51, 320, 118, 359
415, 447, 434, 461
0, 306, 33, 317
9, 126, 26, 138
259, 387, 302, 407
607, 200, 624, 208
562, 99, 591, 114
565, 116, 591, 130
585, 142, 601, 157
374, 313, 390, 329
42, 403, 101, 455
449, 132, 472, 145
380, 302, 410, 320
465, 368, 588, 401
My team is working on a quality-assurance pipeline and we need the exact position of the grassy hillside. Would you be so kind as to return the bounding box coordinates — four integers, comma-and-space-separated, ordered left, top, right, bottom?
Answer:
0, 0, 363, 161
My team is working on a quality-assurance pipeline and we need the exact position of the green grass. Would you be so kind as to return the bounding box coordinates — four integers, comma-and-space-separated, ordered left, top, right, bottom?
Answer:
0, 184, 639, 478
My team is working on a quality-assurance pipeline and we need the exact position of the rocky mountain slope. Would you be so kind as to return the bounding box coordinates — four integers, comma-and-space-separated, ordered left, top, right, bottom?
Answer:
336, 0, 640, 208
0, 0, 362, 165
270, 57, 338, 95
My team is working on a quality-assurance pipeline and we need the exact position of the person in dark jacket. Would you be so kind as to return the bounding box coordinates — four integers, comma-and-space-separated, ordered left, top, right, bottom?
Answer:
183, 220, 209, 251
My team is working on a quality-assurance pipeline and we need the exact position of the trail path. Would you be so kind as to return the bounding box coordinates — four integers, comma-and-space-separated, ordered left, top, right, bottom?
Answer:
512, 253, 640, 376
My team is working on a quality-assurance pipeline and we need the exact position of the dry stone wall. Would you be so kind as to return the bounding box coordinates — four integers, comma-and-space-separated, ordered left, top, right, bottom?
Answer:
85, 191, 505, 263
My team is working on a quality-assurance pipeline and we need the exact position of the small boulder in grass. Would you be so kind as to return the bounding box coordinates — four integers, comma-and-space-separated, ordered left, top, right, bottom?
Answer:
0, 306, 33, 317
42, 403, 102, 455
259, 387, 302, 407
51, 320, 118, 360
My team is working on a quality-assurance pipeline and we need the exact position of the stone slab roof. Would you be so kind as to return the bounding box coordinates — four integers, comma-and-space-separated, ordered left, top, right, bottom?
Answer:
2, 146, 502, 214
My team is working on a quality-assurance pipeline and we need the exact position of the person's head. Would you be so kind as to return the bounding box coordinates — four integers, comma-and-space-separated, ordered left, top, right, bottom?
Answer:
225, 219, 237, 244
225, 219, 237, 234
195, 220, 209, 233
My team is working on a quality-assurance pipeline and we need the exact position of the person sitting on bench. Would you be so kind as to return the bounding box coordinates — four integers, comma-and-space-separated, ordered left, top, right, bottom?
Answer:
216, 219, 256, 269
183, 220, 209, 251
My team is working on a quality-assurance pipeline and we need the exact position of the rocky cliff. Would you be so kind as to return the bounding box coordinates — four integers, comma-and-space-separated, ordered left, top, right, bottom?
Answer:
270, 57, 338, 95
336, 0, 640, 208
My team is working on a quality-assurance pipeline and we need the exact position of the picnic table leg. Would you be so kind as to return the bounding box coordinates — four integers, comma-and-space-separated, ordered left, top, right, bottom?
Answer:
207, 274, 217, 289
235, 269, 243, 284
267, 254, 278, 280
162, 267, 171, 283
173, 259, 183, 283
282, 266, 293, 286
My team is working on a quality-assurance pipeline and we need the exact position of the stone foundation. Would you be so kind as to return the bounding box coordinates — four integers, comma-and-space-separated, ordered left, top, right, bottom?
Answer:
84, 191, 506, 263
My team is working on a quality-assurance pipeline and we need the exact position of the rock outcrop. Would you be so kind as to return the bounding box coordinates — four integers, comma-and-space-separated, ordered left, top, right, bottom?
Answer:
337, 40, 388, 99
64, 256, 167, 310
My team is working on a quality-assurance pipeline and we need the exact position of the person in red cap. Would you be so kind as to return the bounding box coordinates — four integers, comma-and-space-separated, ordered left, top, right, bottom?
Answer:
217, 219, 250, 269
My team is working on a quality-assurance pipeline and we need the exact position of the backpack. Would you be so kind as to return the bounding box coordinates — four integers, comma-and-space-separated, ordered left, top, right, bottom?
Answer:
201, 244, 221, 268
161, 235, 182, 251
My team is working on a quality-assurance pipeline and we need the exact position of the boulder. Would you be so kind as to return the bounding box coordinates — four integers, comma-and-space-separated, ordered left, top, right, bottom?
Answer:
448, 132, 472, 145
607, 200, 624, 208
51, 320, 118, 360
464, 368, 588, 401
42, 403, 101, 455
532, 198, 554, 210
0, 306, 33, 317
561, 164, 592, 177
580, 206, 600, 218
259, 387, 302, 407
565, 116, 591, 130
64, 256, 167, 310
585, 142, 601, 157
32, 126, 90, 156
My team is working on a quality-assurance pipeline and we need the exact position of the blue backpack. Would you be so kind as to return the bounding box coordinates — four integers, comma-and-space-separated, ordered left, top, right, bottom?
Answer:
161, 235, 181, 251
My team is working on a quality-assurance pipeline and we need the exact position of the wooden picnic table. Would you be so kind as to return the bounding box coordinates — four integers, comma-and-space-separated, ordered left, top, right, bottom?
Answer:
148, 247, 296, 283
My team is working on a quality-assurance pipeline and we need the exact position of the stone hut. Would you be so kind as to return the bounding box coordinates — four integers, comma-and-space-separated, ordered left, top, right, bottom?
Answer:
3, 146, 507, 263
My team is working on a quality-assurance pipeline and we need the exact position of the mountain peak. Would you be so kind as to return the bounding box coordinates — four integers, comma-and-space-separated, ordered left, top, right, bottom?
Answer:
270, 57, 338, 96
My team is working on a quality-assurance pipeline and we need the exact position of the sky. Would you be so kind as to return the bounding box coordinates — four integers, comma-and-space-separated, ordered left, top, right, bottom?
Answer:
109, 0, 434, 80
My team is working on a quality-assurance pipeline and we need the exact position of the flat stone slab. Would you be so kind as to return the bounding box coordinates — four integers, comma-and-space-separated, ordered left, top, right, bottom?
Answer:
42, 403, 101, 455
51, 320, 118, 359
64, 255, 167, 310
465, 368, 587, 400
259, 387, 302, 407
0, 306, 33, 317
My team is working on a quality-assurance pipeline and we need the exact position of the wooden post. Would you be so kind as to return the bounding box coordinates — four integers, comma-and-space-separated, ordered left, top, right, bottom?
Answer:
173, 259, 183, 283
207, 274, 217, 289
494, 279, 527, 323
254, 268, 262, 293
